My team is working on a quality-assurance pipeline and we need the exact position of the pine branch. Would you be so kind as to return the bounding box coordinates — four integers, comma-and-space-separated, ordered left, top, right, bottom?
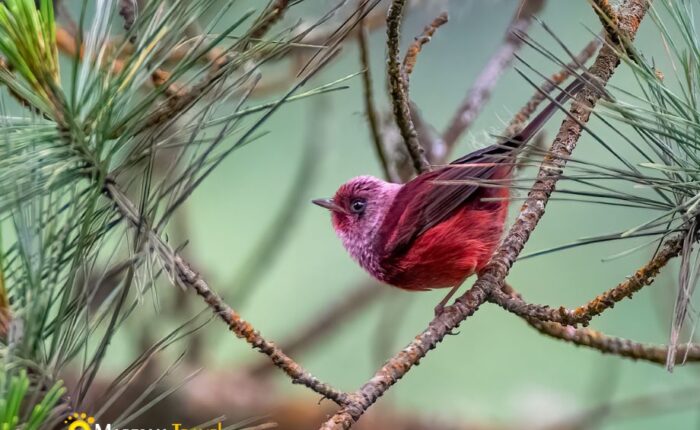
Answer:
318, 1, 650, 428
490, 234, 683, 326
529, 319, 700, 364
386, 0, 431, 174
0, 1, 369, 424
55, 27, 184, 101
495, 282, 700, 365
319, 285, 488, 430
102, 181, 350, 406
591, 0, 621, 45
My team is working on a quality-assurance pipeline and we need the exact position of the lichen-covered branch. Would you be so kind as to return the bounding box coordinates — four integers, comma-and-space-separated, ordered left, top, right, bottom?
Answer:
441, 0, 545, 149
560, 234, 683, 322
490, 234, 683, 326
318, 285, 488, 430
497, 281, 700, 366
529, 319, 700, 365
592, 0, 621, 44
318, 1, 650, 428
477, 0, 647, 294
102, 182, 349, 407
386, 0, 431, 174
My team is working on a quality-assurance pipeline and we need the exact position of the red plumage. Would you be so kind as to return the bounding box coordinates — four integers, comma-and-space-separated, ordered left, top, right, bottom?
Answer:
313, 78, 583, 310
381, 169, 510, 290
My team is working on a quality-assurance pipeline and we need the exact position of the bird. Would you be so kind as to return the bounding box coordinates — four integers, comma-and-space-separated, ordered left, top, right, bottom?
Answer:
313, 78, 584, 315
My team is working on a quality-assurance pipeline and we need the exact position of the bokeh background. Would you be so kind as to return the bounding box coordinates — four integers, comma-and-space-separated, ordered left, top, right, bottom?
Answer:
98, 1, 700, 428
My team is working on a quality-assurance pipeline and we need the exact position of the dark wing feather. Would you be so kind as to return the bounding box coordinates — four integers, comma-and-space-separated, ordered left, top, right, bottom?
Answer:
378, 77, 584, 258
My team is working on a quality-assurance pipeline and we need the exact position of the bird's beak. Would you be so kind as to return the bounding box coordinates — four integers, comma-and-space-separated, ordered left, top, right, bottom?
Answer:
312, 198, 347, 214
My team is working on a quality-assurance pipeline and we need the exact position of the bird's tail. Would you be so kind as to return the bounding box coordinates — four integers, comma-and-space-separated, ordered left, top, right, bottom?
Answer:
448, 76, 587, 166
507, 76, 586, 149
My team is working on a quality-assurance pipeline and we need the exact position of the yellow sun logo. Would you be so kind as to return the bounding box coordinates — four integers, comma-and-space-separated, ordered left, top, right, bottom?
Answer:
63, 412, 95, 430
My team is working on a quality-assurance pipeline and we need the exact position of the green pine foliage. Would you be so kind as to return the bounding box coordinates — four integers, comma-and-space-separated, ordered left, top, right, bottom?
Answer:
515, 0, 700, 370
0, 0, 352, 427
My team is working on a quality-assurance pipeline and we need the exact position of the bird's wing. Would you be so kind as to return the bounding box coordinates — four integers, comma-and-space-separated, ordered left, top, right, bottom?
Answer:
376, 148, 506, 258
377, 76, 586, 258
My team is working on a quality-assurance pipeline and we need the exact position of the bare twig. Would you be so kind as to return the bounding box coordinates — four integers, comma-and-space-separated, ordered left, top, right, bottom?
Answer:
357, 10, 391, 181
490, 234, 684, 326
441, 0, 545, 149
402, 12, 448, 77
386, 0, 431, 174
102, 182, 349, 407
545, 234, 683, 322
318, 1, 650, 428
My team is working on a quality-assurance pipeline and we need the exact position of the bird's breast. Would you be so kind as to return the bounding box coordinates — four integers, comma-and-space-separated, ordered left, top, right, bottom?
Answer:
381, 198, 509, 290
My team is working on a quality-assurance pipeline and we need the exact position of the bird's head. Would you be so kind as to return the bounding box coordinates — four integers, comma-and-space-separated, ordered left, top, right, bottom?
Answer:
312, 176, 400, 246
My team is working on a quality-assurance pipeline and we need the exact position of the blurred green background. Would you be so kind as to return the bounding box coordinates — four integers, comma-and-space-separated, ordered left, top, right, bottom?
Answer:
101, 1, 700, 428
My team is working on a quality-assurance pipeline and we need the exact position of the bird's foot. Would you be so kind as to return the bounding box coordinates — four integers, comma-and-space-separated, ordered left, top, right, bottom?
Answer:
433, 303, 446, 318
434, 285, 460, 318
434, 305, 460, 335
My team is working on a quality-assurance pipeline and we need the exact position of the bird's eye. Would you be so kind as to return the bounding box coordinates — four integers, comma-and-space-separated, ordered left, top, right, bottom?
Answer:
349, 198, 367, 214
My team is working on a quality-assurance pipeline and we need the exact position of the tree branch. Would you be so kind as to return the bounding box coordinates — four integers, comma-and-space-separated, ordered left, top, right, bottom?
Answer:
495, 282, 700, 366
402, 12, 448, 78
318, 1, 650, 427
490, 234, 683, 326
591, 0, 621, 45
102, 182, 350, 407
386, 0, 431, 174
318, 285, 488, 430
529, 319, 700, 365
